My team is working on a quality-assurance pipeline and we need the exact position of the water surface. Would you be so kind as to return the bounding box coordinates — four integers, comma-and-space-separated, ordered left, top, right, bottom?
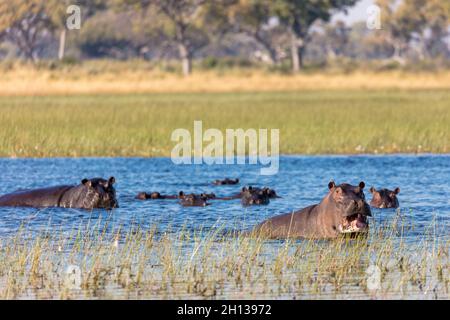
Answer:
0, 155, 448, 240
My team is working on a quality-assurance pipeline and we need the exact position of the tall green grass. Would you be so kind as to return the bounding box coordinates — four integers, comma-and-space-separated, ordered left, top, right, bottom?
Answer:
0, 215, 448, 299
0, 90, 449, 157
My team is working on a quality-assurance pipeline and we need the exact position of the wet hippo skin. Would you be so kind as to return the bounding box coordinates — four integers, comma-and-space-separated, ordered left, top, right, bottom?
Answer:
0, 177, 118, 210
251, 181, 371, 239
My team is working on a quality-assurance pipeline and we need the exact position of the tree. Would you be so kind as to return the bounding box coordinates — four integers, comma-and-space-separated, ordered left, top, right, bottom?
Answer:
271, 0, 358, 72
119, 0, 231, 76
227, 0, 285, 64
377, 0, 449, 62
45, 0, 106, 60
421, 0, 450, 58
0, 0, 52, 62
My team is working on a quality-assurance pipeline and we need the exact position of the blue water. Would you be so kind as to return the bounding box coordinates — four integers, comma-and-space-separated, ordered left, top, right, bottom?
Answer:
0, 155, 449, 240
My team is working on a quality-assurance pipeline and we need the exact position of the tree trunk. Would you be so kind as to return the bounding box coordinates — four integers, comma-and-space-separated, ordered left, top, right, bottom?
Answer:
290, 33, 304, 73
254, 33, 277, 65
58, 29, 67, 60
178, 43, 192, 76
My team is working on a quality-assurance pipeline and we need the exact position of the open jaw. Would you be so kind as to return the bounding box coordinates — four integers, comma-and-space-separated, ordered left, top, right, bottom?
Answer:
339, 213, 369, 233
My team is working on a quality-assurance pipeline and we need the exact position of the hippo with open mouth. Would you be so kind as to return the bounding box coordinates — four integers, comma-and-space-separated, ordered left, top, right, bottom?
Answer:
369, 187, 400, 208
0, 177, 118, 210
251, 181, 371, 239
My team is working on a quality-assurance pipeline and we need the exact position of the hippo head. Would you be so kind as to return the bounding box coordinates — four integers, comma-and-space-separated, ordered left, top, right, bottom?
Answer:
369, 187, 400, 208
262, 187, 280, 199
180, 192, 210, 207
136, 192, 148, 200
214, 178, 239, 185
327, 181, 371, 234
241, 186, 270, 206
81, 177, 118, 209
135, 191, 163, 200
200, 193, 216, 200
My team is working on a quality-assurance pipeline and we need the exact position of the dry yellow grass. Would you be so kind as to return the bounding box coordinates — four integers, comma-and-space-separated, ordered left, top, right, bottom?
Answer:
1, 62, 450, 95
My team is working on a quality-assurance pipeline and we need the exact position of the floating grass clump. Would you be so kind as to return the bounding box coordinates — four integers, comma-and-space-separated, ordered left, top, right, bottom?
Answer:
0, 215, 448, 299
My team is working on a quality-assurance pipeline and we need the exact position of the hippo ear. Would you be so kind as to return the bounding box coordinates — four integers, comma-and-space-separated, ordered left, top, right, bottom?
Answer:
369, 187, 376, 194
394, 187, 400, 194
179, 191, 184, 197
328, 181, 336, 190
108, 177, 115, 185
82, 179, 92, 187
359, 181, 365, 190
242, 187, 247, 192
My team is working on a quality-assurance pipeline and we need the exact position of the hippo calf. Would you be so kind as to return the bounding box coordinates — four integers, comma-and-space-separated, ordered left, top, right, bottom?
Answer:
251, 181, 371, 239
0, 177, 118, 210
369, 187, 400, 208
213, 178, 239, 185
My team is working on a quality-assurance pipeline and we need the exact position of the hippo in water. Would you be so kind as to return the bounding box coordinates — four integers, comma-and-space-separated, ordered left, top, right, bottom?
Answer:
241, 187, 271, 206
213, 178, 239, 185
0, 177, 118, 210
369, 187, 400, 208
135, 192, 178, 200
251, 181, 371, 239
233, 186, 280, 200
179, 192, 211, 207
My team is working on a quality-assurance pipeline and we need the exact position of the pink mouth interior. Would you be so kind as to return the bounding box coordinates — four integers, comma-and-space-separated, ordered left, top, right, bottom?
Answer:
342, 213, 368, 232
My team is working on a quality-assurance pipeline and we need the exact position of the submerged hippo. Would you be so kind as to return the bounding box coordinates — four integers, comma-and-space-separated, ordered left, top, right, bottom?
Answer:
0, 177, 118, 210
135, 192, 178, 200
213, 178, 240, 185
179, 192, 210, 207
234, 186, 280, 200
369, 187, 400, 208
241, 187, 271, 206
251, 181, 371, 239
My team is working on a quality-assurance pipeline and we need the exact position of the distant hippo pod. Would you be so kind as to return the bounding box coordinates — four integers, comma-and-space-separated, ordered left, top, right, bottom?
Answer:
0, 177, 118, 210
251, 181, 371, 239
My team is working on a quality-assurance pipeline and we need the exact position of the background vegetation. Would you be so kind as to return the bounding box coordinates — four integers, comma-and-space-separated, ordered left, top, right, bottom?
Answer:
0, 0, 449, 76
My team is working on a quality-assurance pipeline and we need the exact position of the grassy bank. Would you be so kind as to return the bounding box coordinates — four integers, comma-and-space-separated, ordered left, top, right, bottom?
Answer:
0, 217, 448, 299
1, 60, 450, 95
0, 90, 449, 157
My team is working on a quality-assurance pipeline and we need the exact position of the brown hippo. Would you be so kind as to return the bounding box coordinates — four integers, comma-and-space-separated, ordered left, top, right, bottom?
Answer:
135, 192, 178, 200
179, 192, 211, 207
0, 177, 118, 210
369, 187, 400, 208
213, 178, 239, 185
251, 181, 371, 239
241, 187, 271, 206
233, 186, 280, 200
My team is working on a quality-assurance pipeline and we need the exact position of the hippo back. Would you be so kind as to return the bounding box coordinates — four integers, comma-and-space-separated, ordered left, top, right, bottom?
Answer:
0, 186, 73, 208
